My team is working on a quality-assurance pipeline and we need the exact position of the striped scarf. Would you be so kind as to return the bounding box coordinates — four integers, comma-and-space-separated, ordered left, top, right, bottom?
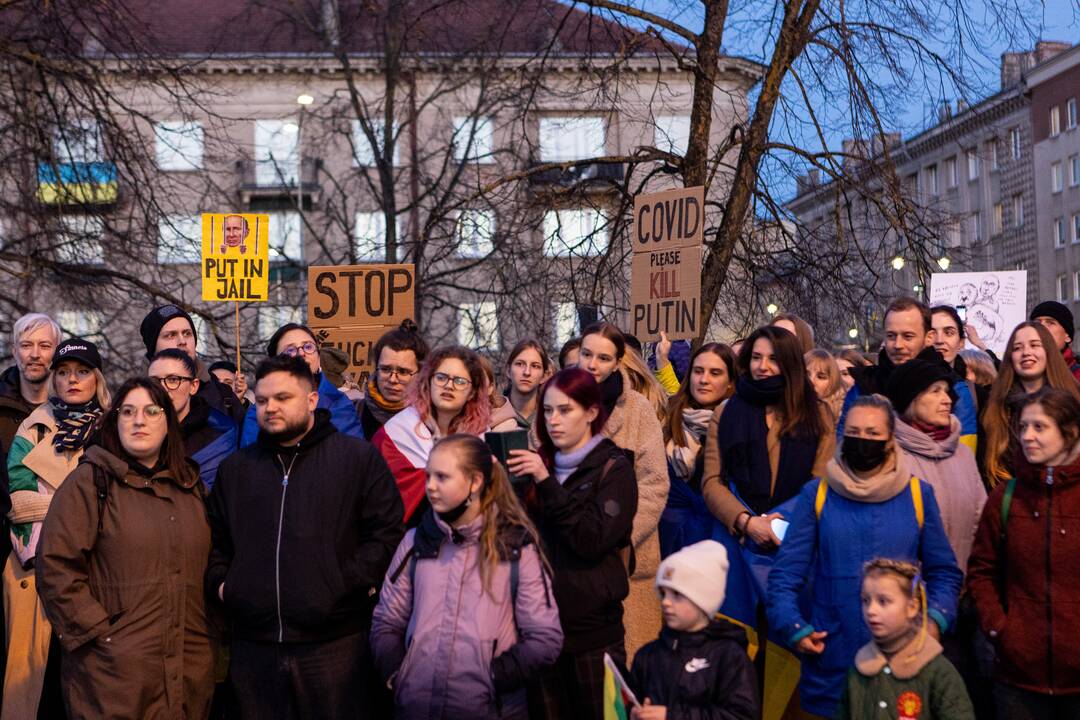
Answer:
49, 397, 102, 451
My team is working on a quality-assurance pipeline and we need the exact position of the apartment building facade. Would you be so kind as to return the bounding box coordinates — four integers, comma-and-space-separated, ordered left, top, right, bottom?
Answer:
9, 0, 762, 373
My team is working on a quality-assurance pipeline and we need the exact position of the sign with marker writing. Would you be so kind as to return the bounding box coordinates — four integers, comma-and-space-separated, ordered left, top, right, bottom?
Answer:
307, 264, 416, 328
312, 326, 387, 379
200, 213, 269, 302
629, 187, 704, 341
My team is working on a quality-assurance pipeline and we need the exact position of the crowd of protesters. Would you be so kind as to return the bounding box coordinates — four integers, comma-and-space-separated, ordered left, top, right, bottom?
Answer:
0, 296, 1072, 720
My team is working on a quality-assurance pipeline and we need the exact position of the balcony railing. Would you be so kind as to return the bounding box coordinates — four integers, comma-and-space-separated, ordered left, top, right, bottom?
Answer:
236, 157, 322, 205
37, 162, 118, 206
526, 161, 624, 190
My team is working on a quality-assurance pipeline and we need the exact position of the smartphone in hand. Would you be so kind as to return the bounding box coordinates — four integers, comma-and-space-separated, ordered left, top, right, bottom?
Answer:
485, 429, 530, 485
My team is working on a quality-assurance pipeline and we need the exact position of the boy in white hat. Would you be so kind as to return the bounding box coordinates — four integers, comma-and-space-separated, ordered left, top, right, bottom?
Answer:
628, 540, 759, 720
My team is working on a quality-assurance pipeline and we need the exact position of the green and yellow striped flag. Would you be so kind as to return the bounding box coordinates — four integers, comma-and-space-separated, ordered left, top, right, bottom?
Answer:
603, 652, 639, 720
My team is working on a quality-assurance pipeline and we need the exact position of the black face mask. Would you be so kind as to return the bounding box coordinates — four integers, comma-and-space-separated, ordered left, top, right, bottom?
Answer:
436, 494, 472, 525
842, 436, 888, 473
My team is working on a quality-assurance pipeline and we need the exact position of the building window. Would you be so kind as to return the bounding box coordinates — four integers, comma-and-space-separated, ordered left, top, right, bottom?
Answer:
452, 116, 494, 164
553, 302, 578, 349
1055, 217, 1067, 248
1058, 274, 1069, 303
1069, 98, 1078, 130
53, 119, 102, 163
1010, 127, 1021, 160
1070, 154, 1080, 187
971, 211, 982, 242
925, 165, 939, 195
154, 121, 203, 171
1073, 272, 1080, 301
455, 210, 495, 258
352, 120, 399, 167
1052, 161, 1064, 193
157, 214, 200, 263
1074, 213, 1080, 244
254, 120, 298, 186
1050, 106, 1062, 137
258, 306, 303, 343
267, 211, 302, 261
1012, 194, 1023, 228
538, 117, 606, 162
945, 220, 961, 248
458, 301, 499, 351
654, 115, 691, 155
944, 157, 957, 188
354, 211, 402, 262
54, 310, 104, 342
988, 138, 999, 171
56, 215, 105, 265
542, 209, 608, 257
992, 203, 1003, 235
966, 149, 980, 181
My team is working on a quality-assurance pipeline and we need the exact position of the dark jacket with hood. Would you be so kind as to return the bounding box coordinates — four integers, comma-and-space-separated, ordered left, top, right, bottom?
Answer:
206, 409, 404, 644
967, 447, 1080, 695
527, 437, 637, 654
629, 618, 759, 720
180, 396, 238, 491
0, 365, 34, 454
195, 360, 246, 425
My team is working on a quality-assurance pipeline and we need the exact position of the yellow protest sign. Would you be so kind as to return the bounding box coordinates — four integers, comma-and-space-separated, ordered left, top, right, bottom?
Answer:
201, 213, 270, 302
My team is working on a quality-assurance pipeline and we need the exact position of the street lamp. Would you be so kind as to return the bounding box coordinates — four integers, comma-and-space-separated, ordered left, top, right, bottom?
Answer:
295, 94, 313, 257
891, 256, 905, 271
938, 256, 951, 270
848, 328, 858, 339
297, 93, 314, 106
766, 303, 778, 315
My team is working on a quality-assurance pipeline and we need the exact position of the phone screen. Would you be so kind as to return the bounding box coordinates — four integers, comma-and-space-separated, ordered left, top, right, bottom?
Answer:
957, 305, 967, 323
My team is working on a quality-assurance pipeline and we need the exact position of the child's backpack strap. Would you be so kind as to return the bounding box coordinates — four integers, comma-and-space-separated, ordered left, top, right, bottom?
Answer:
909, 476, 924, 531
814, 477, 828, 519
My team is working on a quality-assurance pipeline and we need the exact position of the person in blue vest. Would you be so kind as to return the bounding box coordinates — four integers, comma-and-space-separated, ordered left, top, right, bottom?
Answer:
768, 393, 962, 718
837, 297, 977, 452
239, 323, 363, 446
149, 349, 237, 490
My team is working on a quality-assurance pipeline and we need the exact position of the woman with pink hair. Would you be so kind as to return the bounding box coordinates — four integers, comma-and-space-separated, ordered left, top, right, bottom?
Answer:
372, 346, 491, 525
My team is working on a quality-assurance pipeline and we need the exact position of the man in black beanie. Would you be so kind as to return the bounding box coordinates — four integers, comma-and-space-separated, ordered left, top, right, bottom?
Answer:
1030, 300, 1080, 382
140, 305, 246, 423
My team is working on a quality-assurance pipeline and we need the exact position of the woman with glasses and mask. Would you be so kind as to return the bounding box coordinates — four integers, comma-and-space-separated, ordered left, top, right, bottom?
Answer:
357, 320, 429, 440
2, 338, 110, 720
149, 348, 237, 490
373, 346, 491, 525
36, 377, 215, 719
238, 323, 363, 446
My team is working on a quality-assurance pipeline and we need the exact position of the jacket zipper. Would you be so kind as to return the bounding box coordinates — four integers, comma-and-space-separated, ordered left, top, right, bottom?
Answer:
1046, 466, 1055, 693
275, 453, 299, 643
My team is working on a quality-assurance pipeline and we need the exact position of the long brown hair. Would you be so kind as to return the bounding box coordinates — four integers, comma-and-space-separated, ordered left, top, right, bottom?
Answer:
665, 343, 737, 446
95, 377, 196, 486
737, 326, 825, 439
984, 322, 1080, 484
432, 434, 551, 594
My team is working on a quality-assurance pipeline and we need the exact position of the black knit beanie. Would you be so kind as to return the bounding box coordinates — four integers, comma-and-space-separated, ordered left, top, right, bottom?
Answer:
140, 305, 196, 360
883, 358, 956, 416
1030, 301, 1075, 341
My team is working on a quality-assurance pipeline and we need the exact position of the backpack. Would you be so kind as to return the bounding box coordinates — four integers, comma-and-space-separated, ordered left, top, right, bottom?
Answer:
814, 475, 925, 530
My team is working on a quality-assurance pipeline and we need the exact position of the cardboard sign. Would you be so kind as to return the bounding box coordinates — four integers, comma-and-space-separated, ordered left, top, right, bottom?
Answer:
201, 213, 270, 302
312, 326, 388, 382
632, 186, 704, 253
929, 270, 1027, 356
630, 245, 702, 341
307, 264, 415, 328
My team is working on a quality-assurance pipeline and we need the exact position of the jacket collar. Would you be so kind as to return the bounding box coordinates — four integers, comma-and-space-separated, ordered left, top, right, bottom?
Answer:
894, 416, 960, 460
855, 634, 943, 680
0, 365, 33, 413
82, 444, 200, 490
1016, 440, 1080, 488
826, 441, 913, 503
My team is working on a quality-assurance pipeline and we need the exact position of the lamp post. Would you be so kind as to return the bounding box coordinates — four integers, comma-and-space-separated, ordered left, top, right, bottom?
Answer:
766, 303, 778, 316
295, 94, 314, 258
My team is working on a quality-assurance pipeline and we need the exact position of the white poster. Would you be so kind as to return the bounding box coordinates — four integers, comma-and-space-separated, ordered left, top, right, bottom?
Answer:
929, 270, 1026, 356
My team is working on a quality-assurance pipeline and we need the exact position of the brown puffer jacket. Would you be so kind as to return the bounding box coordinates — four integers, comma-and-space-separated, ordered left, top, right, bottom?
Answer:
35, 445, 215, 720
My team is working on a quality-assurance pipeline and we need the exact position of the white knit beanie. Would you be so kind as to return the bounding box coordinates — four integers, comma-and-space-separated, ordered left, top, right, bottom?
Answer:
655, 540, 730, 617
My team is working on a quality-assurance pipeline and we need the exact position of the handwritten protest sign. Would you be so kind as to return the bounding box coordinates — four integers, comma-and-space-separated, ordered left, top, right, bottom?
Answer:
201, 213, 270, 302
930, 270, 1026, 356
312, 326, 387, 377
629, 187, 704, 341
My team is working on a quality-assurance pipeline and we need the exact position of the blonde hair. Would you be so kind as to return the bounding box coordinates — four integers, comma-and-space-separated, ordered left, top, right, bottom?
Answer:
805, 349, 842, 399
49, 367, 111, 409
621, 349, 667, 422
958, 348, 996, 386
863, 558, 928, 658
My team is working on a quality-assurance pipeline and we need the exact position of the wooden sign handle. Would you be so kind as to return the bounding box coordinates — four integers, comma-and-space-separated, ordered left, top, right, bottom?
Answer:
234, 303, 241, 378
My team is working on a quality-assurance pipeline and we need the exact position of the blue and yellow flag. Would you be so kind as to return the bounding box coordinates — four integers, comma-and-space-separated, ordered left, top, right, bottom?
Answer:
37, 162, 118, 205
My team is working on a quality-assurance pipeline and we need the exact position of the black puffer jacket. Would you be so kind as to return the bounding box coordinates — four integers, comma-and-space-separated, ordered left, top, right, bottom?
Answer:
206, 409, 404, 643
629, 619, 759, 720
529, 438, 636, 654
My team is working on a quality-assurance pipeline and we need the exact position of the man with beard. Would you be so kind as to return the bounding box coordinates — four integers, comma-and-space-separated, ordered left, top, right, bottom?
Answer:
206, 354, 403, 719
836, 297, 978, 451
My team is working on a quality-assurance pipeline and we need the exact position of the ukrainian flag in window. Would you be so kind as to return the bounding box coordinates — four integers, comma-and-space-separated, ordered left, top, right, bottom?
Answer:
37, 162, 118, 205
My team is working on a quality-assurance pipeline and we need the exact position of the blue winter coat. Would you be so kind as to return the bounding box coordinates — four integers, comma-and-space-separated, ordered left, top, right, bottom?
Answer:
191, 406, 238, 491
766, 469, 963, 718
238, 373, 364, 447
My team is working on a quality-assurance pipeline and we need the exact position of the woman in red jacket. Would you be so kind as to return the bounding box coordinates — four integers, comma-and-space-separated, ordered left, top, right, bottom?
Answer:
967, 386, 1080, 719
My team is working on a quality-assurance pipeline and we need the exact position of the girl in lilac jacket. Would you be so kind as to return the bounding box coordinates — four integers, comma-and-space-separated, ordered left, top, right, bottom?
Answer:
371, 434, 563, 719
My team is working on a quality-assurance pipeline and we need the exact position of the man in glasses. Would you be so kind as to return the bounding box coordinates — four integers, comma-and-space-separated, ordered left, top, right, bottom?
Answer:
238, 323, 364, 446
356, 320, 429, 439
140, 305, 246, 424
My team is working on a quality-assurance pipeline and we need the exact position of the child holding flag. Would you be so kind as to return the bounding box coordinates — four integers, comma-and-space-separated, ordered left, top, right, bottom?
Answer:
624, 540, 758, 720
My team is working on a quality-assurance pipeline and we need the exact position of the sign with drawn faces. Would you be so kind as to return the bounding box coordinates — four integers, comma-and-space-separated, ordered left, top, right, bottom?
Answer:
201, 213, 270, 302
930, 270, 1026, 356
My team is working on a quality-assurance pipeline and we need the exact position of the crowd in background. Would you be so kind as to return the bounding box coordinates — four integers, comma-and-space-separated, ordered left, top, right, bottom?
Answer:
0, 295, 1074, 719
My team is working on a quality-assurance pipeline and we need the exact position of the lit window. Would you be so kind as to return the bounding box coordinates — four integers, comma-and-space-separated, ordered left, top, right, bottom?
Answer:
1055, 218, 1067, 248
458, 301, 499, 351
992, 203, 1003, 234
542, 209, 609, 257
258, 306, 303, 343
452, 116, 494, 163
970, 211, 982, 242
1058, 274, 1069, 303
966, 149, 980, 180
944, 157, 957, 188
55, 310, 104, 342
1073, 214, 1080, 244
1068, 98, 1078, 130
352, 120, 399, 167
1070, 155, 1080, 187
253, 120, 298, 186
1010, 127, 1021, 160
267, 211, 302, 261
1012, 194, 1023, 227
539, 117, 606, 162
157, 215, 200, 263
154, 121, 203, 171
925, 165, 939, 195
